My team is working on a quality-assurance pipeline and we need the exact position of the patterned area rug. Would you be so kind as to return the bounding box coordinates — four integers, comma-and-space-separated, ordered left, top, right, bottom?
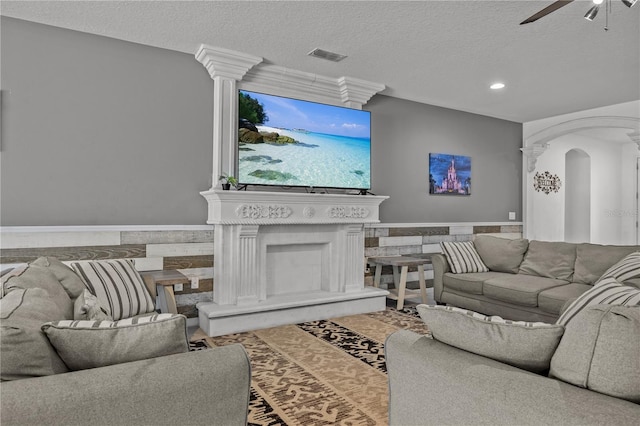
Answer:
189, 305, 429, 426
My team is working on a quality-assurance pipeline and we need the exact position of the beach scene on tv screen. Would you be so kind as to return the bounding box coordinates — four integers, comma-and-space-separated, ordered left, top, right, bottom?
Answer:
238, 90, 371, 189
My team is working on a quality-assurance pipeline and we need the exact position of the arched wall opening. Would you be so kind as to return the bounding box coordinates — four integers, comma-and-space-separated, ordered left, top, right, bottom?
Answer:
564, 149, 591, 243
522, 111, 640, 245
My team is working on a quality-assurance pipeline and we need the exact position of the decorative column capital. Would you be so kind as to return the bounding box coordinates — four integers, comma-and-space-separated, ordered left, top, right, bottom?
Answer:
195, 44, 263, 81
628, 130, 640, 150
337, 76, 386, 109
520, 143, 549, 173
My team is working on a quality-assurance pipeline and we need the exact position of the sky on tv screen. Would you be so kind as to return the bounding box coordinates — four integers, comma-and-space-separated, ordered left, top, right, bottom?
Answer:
240, 90, 370, 139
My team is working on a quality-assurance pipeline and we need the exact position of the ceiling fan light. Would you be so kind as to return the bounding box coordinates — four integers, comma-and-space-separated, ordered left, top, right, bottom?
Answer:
621, 0, 637, 7
584, 5, 600, 20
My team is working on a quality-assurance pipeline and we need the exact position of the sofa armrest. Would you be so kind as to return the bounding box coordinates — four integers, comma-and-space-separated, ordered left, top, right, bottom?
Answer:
385, 330, 640, 425
0, 344, 251, 426
431, 253, 449, 302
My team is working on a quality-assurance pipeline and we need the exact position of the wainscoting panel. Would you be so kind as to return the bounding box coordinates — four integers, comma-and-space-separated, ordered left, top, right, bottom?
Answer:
1, 222, 521, 322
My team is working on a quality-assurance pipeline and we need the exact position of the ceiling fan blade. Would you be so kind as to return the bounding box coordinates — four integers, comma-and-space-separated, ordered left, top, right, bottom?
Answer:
520, 0, 575, 25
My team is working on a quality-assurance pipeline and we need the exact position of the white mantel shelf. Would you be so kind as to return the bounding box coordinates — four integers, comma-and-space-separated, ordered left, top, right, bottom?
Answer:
197, 189, 389, 336
200, 189, 389, 225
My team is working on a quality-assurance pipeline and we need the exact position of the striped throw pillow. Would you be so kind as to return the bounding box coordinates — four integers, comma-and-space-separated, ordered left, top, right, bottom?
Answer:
71, 259, 155, 321
440, 241, 489, 273
556, 277, 640, 326
596, 251, 640, 283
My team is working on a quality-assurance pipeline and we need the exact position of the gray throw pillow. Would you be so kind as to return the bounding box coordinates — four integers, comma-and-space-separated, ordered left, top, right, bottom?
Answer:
1, 262, 73, 319
42, 314, 189, 371
550, 305, 640, 403
474, 235, 529, 274
30, 257, 86, 299
0, 288, 70, 380
519, 240, 577, 281
573, 244, 640, 285
416, 304, 564, 373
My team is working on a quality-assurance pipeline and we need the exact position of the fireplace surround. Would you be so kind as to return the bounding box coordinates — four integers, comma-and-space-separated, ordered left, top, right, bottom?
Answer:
197, 190, 389, 336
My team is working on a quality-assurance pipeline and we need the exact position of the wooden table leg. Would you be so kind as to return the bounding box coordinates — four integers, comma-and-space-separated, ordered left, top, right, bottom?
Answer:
418, 264, 428, 304
162, 285, 178, 314
397, 266, 409, 310
374, 263, 383, 288
392, 266, 400, 289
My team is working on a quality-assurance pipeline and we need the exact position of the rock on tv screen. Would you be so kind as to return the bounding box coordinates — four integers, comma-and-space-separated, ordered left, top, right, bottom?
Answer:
237, 90, 371, 190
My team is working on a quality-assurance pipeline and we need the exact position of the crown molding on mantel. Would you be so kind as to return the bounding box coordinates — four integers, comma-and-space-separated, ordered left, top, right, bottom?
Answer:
196, 44, 386, 110
195, 45, 263, 81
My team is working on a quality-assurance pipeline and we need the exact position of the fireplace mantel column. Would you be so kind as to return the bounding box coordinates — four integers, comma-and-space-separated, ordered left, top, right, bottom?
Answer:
195, 45, 262, 188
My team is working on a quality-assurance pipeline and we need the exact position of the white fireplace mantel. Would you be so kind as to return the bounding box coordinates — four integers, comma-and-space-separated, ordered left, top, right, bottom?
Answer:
197, 190, 389, 336
200, 189, 388, 225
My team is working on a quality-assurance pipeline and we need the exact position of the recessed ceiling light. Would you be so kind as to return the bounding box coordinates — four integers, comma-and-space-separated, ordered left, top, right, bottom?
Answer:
490, 82, 506, 90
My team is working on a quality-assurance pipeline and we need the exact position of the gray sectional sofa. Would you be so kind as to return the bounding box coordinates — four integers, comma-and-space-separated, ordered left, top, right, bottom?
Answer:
0, 257, 251, 426
386, 320, 640, 425
433, 236, 640, 322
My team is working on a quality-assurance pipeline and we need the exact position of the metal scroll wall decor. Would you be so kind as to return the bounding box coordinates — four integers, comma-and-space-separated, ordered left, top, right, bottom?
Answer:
533, 171, 562, 194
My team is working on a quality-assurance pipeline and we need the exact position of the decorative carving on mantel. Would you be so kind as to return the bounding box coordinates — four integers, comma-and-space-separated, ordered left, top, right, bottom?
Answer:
303, 207, 315, 218
327, 206, 370, 219
236, 204, 293, 220
520, 143, 550, 173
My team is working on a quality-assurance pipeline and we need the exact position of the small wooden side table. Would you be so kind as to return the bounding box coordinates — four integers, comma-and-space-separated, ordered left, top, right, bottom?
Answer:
140, 270, 190, 315
368, 256, 431, 310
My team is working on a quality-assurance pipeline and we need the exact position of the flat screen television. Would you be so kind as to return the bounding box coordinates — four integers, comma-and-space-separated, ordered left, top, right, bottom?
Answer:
237, 90, 371, 190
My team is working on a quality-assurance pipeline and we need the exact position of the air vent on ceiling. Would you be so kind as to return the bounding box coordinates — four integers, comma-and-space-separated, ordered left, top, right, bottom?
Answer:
307, 48, 348, 62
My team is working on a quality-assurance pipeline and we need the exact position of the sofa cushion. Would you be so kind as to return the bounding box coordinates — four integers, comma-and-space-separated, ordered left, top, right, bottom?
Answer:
556, 277, 640, 326
550, 305, 640, 403
416, 305, 564, 373
440, 241, 489, 274
442, 271, 508, 295
573, 244, 640, 285
474, 235, 529, 274
73, 289, 112, 321
1, 262, 73, 319
538, 283, 592, 315
71, 259, 155, 321
30, 257, 87, 299
597, 251, 640, 283
483, 274, 568, 307
0, 288, 70, 380
518, 240, 576, 281
41, 314, 189, 371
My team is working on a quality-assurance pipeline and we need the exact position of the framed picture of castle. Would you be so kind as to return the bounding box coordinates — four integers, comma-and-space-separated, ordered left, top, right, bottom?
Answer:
429, 153, 471, 195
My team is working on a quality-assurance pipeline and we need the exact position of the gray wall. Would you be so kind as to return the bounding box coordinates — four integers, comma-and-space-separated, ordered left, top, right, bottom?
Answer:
365, 95, 522, 223
1, 17, 213, 226
1, 17, 522, 226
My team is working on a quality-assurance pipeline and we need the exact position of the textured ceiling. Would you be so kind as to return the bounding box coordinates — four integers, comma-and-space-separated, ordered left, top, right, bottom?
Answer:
1, 0, 639, 123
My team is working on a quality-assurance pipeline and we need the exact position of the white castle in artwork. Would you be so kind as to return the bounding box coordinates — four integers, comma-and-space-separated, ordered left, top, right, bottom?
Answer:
440, 158, 466, 194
